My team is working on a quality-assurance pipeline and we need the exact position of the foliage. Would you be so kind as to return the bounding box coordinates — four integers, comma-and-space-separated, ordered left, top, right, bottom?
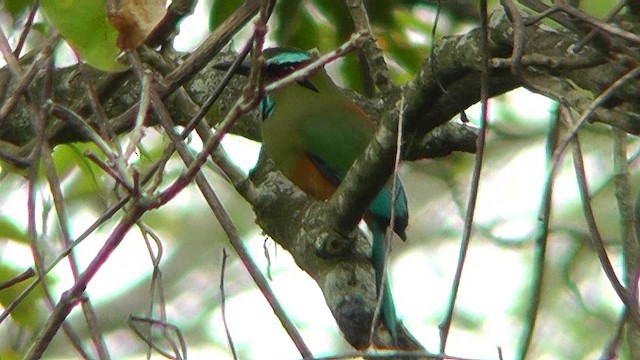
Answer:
0, 0, 639, 359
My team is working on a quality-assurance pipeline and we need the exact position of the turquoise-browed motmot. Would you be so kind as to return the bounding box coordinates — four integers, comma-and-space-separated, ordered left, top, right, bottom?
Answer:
216, 48, 409, 345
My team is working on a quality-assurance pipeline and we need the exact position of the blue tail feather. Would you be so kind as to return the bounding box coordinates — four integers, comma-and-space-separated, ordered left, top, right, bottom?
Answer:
371, 223, 398, 343
306, 152, 406, 342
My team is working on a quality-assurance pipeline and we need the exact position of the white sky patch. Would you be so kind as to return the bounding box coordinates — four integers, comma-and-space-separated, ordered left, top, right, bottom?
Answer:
221, 135, 261, 175
475, 145, 547, 225
393, 242, 527, 357
174, 0, 210, 51
505, 88, 556, 123
207, 233, 346, 359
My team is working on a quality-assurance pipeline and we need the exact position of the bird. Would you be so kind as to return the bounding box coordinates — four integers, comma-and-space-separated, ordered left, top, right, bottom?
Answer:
215, 47, 410, 347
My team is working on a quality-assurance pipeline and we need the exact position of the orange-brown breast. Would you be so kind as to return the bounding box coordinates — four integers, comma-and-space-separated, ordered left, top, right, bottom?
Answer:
288, 154, 337, 201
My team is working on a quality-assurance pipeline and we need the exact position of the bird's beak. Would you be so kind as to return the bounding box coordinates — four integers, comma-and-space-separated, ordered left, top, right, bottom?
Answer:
212, 60, 252, 76
297, 78, 319, 93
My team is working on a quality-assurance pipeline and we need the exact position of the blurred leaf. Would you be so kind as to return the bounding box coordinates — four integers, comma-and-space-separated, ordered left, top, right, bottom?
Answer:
0, 349, 21, 360
0, 218, 28, 243
311, 0, 352, 40
339, 54, 366, 93
0, 265, 45, 328
40, 0, 127, 71
0, 160, 29, 178
2, 0, 34, 19
274, 0, 320, 50
209, 0, 244, 31
52, 144, 103, 203
366, 1, 398, 27
581, 1, 617, 18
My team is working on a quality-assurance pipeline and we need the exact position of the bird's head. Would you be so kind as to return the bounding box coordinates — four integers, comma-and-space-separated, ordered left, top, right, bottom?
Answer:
214, 47, 320, 93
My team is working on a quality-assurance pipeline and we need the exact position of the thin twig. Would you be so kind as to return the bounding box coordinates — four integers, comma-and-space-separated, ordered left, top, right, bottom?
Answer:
515, 105, 560, 360
50, 104, 133, 190
600, 309, 629, 360
181, 35, 254, 135
612, 126, 640, 358
13, 1, 39, 57
41, 143, 111, 359
137, 223, 171, 359
345, 0, 394, 93
560, 106, 640, 328
124, 71, 153, 160
0, 24, 23, 75
27, 174, 92, 360
556, 1, 640, 45
439, 0, 490, 354
553, 66, 640, 177
127, 315, 187, 360
24, 205, 144, 359
220, 249, 239, 360
79, 64, 120, 149
0, 53, 44, 123
0, 268, 35, 290
574, 1, 626, 52
499, 0, 526, 74
163, 0, 261, 91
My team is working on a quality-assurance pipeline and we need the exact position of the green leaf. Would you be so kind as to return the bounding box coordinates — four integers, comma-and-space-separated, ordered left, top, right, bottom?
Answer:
311, 0, 352, 40
0, 265, 46, 328
52, 144, 103, 203
274, 0, 320, 50
209, 0, 245, 31
0, 349, 21, 360
40, 0, 127, 72
0, 218, 28, 243
2, 0, 35, 19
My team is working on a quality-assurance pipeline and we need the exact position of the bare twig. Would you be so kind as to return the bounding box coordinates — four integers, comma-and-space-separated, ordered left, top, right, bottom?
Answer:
42, 144, 110, 359
515, 107, 560, 360
13, 1, 39, 57
24, 204, 144, 359
574, 1, 626, 52
136, 223, 172, 359
612, 127, 640, 357
554, 66, 640, 172
345, 0, 394, 93
439, 0, 490, 354
562, 106, 640, 328
124, 71, 152, 160
555, 2, 640, 46
220, 249, 239, 360
181, 35, 254, 135
0, 268, 35, 290
499, 0, 526, 74
127, 315, 187, 360
145, 0, 198, 48
163, 0, 261, 91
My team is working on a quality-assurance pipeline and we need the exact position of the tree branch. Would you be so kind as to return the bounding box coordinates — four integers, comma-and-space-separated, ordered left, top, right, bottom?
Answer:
4, 6, 640, 354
